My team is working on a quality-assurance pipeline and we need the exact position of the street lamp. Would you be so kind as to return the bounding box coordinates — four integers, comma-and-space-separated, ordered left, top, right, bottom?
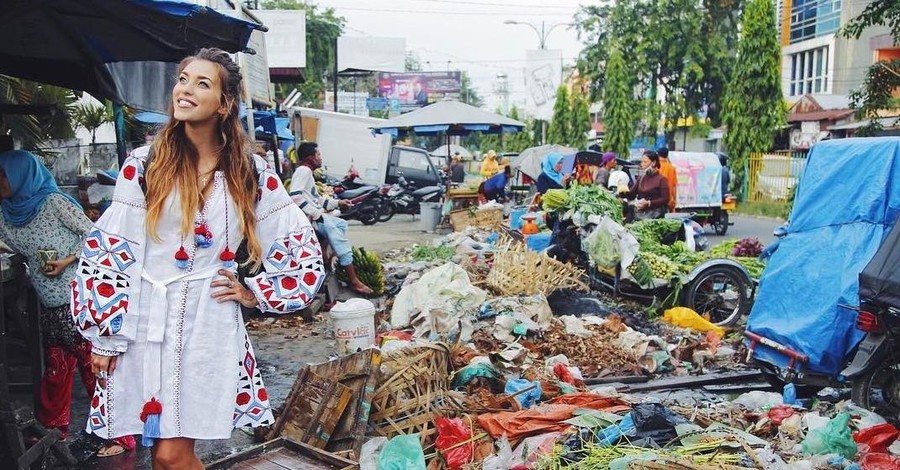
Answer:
503, 20, 572, 50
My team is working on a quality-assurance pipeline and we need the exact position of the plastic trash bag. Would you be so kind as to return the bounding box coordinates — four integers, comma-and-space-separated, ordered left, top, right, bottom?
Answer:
853, 423, 899, 454
581, 215, 639, 269
435, 417, 473, 470
504, 378, 542, 408
597, 412, 635, 446
482, 435, 515, 470
802, 412, 857, 459
378, 434, 426, 470
733, 390, 783, 410
630, 402, 688, 446
359, 437, 387, 470
451, 362, 501, 389
662, 307, 725, 337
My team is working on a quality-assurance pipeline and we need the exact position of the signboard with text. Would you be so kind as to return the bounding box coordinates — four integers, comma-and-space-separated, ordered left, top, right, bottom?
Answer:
377, 72, 461, 113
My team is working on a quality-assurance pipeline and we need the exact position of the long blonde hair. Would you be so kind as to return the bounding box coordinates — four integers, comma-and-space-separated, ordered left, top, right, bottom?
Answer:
144, 48, 261, 268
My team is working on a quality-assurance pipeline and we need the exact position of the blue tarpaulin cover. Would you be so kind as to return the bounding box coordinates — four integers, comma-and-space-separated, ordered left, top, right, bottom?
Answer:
747, 137, 900, 376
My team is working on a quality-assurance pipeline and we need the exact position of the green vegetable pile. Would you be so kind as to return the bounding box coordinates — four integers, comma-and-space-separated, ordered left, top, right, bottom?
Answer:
543, 183, 624, 224
409, 244, 456, 262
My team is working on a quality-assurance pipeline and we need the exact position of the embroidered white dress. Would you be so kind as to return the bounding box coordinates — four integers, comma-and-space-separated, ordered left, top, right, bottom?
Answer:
70, 146, 324, 440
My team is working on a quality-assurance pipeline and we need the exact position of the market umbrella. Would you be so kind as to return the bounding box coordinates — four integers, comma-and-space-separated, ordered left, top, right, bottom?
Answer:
510, 144, 576, 181
0, 0, 265, 110
430, 144, 471, 160
371, 100, 525, 164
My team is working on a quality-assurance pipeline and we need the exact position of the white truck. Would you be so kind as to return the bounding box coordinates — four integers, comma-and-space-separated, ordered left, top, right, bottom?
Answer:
290, 107, 442, 188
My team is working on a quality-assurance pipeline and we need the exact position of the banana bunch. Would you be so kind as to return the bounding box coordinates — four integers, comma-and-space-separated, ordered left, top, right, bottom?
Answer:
336, 247, 385, 295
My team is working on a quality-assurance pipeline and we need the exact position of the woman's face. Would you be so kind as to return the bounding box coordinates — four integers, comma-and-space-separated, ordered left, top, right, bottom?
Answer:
172, 59, 226, 124
640, 156, 653, 170
0, 167, 11, 199
553, 160, 564, 172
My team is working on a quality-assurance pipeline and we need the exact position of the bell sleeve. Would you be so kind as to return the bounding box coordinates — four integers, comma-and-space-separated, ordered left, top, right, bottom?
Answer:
69, 148, 149, 356
245, 160, 326, 313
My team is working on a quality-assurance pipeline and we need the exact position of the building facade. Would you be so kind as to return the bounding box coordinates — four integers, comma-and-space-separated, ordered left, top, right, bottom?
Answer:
777, 0, 895, 99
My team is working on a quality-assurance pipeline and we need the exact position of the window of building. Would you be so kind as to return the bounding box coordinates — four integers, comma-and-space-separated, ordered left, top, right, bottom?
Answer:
789, 46, 830, 96
790, 0, 841, 44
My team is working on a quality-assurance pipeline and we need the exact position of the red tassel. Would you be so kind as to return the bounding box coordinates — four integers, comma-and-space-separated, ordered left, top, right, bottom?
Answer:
140, 398, 163, 423
174, 246, 189, 261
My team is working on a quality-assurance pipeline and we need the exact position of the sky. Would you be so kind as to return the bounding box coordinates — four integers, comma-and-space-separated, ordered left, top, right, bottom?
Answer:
310, 0, 589, 113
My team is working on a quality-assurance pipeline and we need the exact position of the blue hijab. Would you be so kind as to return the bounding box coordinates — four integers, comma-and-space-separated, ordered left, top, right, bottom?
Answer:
541, 153, 565, 185
0, 150, 82, 227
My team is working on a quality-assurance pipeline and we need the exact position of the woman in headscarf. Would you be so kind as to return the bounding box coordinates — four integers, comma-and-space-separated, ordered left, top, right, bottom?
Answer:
594, 152, 617, 188
0, 150, 135, 457
537, 153, 570, 194
480, 150, 500, 178
622, 150, 670, 221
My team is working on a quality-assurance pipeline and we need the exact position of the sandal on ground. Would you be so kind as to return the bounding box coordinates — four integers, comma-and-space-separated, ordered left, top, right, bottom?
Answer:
96, 442, 126, 458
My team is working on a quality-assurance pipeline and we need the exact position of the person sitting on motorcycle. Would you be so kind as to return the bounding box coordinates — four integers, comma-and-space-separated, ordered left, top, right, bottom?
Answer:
289, 142, 373, 295
622, 150, 670, 221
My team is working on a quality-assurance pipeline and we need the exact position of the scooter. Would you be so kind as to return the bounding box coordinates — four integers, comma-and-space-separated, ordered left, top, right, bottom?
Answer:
386, 174, 444, 216
332, 185, 382, 226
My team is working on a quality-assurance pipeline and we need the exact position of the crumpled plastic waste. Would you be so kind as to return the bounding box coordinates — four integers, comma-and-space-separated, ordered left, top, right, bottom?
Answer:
733, 390, 783, 410
481, 435, 515, 470
450, 360, 501, 389
513, 432, 562, 468
434, 417, 473, 470
487, 295, 553, 342
378, 434, 426, 470
662, 307, 726, 337
853, 423, 899, 454
504, 378, 542, 408
630, 402, 688, 446
802, 412, 857, 460
390, 263, 486, 341
359, 437, 387, 470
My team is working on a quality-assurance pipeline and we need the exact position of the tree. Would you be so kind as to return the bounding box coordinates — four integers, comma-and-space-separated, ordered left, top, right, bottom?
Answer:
405, 51, 423, 72
506, 106, 536, 153
602, 48, 637, 159
72, 101, 112, 145
568, 88, 591, 149
0, 77, 77, 152
721, 0, 784, 199
260, 1, 345, 107
840, 0, 900, 135
547, 86, 571, 145
459, 72, 483, 108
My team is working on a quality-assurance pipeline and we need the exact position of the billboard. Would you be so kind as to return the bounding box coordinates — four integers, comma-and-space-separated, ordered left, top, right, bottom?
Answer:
377, 72, 461, 113
338, 37, 405, 73
253, 10, 306, 68
525, 49, 563, 121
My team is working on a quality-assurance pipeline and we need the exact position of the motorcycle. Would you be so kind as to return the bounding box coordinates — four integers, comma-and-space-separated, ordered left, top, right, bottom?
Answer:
745, 137, 900, 416
385, 173, 444, 217
332, 184, 382, 226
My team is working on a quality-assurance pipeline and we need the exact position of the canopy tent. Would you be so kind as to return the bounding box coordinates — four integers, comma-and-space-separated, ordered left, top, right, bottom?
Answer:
1, 0, 265, 112
371, 100, 525, 164
430, 144, 471, 160
510, 144, 576, 181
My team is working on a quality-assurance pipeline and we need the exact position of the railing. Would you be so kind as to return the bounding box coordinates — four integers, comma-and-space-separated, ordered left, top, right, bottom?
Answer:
747, 151, 808, 202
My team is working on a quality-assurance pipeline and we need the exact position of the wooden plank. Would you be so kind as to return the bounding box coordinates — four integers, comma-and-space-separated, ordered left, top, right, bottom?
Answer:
206, 438, 354, 470
264, 448, 336, 469
282, 438, 359, 467
308, 348, 381, 460
276, 368, 353, 449
613, 370, 763, 393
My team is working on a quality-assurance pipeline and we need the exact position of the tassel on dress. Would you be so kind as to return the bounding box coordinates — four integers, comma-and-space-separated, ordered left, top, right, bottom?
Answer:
140, 398, 162, 447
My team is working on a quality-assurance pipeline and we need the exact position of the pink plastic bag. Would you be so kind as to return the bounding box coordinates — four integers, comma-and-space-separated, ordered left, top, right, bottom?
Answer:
434, 417, 473, 470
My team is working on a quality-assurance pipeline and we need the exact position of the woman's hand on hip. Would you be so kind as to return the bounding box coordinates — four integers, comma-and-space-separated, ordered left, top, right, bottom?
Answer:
211, 270, 259, 309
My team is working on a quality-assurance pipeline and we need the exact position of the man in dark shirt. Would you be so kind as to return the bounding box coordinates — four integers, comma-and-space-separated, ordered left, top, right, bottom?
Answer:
450, 153, 466, 183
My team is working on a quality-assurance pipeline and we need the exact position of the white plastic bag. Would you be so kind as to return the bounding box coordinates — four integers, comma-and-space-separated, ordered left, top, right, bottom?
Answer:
482, 435, 515, 470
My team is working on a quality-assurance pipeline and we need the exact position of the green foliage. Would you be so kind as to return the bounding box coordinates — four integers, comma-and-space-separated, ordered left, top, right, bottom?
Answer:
568, 89, 591, 149
602, 48, 636, 159
839, 0, 900, 134
547, 85, 570, 146
71, 101, 112, 145
405, 51, 423, 72
459, 72, 483, 108
0, 76, 77, 152
721, 0, 784, 200
260, 0, 344, 107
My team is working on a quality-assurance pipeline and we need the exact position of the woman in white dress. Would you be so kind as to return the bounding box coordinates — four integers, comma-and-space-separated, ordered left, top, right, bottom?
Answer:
71, 48, 324, 469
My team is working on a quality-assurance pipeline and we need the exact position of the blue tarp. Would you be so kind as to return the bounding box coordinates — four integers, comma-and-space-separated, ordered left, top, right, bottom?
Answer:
747, 137, 900, 376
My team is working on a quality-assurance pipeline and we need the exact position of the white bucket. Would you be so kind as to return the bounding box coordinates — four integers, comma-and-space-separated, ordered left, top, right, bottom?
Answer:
330, 298, 376, 355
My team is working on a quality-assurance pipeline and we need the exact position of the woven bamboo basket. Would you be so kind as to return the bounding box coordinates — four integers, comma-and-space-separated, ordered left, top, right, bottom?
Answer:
369, 343, 459, 444
487, 239, 587, 296
473, 208, 502, 230
449, 209, 473, 231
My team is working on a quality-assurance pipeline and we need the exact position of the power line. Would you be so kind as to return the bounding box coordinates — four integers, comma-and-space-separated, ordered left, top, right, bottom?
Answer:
320, 5, 572, 16
409, 0, 577, 10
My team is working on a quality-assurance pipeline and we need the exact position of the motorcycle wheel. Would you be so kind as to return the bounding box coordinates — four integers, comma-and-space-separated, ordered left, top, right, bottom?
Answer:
712, 210, 729, 236
377, 199, 395, 222
682, 265, 751, 327
358, 208, 378, 225
851, 353, 900, 423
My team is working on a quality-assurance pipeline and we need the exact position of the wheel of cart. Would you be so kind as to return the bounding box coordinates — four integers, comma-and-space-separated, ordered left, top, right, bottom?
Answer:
681, 259, 755, 327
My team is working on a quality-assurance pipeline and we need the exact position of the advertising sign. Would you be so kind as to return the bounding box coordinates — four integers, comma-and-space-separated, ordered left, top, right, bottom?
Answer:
323, 91, 370, 117
253, 10, 306, 68
377, 72, 462, 113
525, 49, 563, 121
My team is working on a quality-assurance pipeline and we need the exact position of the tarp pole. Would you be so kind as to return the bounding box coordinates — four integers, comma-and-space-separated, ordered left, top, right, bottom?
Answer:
114, 104, 127, 167
333, 37, 339, 112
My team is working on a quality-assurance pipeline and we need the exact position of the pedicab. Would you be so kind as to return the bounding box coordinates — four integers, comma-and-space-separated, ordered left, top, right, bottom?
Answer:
668, 151, 735, 235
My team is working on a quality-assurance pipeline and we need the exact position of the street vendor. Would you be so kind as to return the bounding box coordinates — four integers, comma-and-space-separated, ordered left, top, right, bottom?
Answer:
480, 150, 500, 178
657, 147, 677, 212
479, 163, 511, 202
622, 150, 670, 221
536, 153, 572, 194
594, 151, 617, 188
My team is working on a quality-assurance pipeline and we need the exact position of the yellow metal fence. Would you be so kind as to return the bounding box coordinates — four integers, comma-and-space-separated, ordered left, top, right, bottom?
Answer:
747, 151, 808, 202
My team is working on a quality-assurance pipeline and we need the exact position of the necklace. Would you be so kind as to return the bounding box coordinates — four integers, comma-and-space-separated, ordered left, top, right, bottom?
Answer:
199, 169, 215, 188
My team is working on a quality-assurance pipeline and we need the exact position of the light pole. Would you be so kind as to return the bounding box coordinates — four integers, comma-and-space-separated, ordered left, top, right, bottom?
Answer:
503, 20, 571, 50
